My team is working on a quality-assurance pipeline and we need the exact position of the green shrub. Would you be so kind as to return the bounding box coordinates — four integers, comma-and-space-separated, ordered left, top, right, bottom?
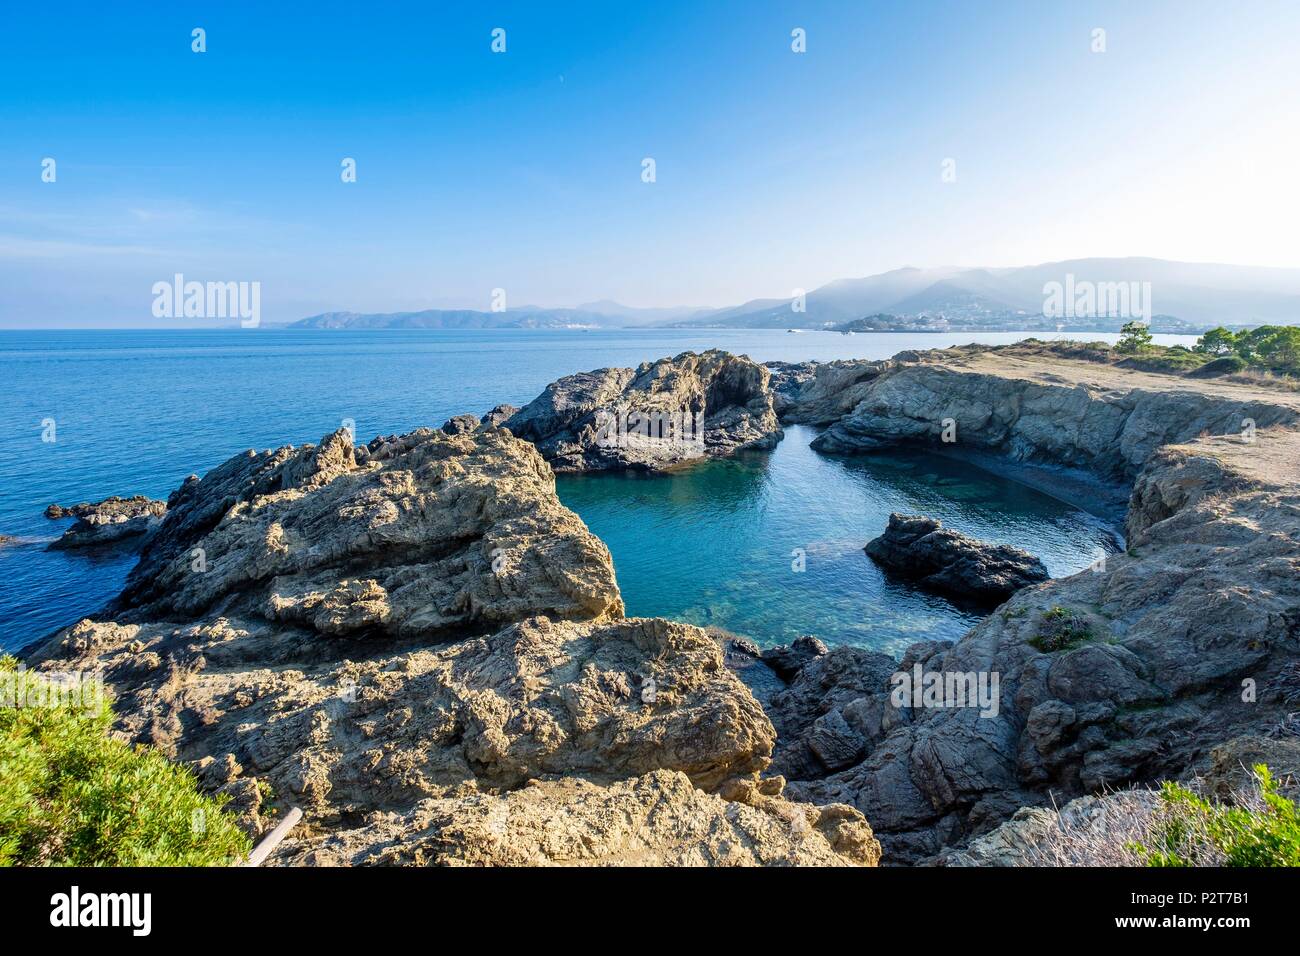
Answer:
1194, 326, 1239, 357
1193, 325, 1300, 378
1132, 765, 1300, 867
1116, 349, 1208, 374
1028, 606, 1094, 652
1186, 355, 1248, 378
1115, 321, 1154, 354
0, 657, 250, 866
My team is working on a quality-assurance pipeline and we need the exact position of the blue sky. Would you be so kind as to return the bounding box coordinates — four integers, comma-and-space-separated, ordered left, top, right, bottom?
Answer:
1, 0, 1298, 326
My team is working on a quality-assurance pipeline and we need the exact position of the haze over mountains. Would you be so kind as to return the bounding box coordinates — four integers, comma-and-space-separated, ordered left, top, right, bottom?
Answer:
289, 258, 1300, 333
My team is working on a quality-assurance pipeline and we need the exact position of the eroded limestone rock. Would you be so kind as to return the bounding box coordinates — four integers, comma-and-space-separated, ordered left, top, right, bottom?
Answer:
29, 424, 877, 866
505, 350, 781, 472
45, 495, 168, 551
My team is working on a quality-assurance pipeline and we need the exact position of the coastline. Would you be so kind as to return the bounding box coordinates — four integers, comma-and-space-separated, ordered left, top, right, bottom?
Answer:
14, 338, 1300, 867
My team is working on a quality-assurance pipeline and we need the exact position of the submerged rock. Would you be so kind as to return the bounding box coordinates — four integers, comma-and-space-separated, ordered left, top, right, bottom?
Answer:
45, 495, 167, 551
29, 424, 877, 866
505, 350, 782, 472
864, 513, 1049, 605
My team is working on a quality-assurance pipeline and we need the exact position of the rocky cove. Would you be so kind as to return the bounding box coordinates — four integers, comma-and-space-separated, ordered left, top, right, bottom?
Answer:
23, 342, 1300, 865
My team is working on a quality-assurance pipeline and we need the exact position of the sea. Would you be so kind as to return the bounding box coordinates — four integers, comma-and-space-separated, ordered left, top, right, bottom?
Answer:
0, 328, 1197, 655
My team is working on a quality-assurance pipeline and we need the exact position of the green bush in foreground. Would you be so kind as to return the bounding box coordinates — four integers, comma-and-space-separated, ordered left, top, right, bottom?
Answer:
1132, 765, 1300, 867
0, 657, 250, 866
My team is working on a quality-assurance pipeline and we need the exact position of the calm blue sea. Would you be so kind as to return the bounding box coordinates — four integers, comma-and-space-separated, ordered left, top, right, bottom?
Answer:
0, 328, 1194, 653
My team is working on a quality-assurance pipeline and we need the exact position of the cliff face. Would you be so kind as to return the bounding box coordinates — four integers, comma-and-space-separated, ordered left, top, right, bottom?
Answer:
808, 360, 1298, 480
505, 349, 782, 472
28, 422, 878, 866
768, 347, 1300, 862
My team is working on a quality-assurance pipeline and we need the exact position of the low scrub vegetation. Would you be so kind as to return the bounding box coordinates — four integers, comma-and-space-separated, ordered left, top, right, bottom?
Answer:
1053, 323, 1300, 381
1029, 606, 1093, 652
0, 656, 250, 866
1003, 765, 1299, 867
1131, 765, 1300, 867
1192, 325, 1300, 377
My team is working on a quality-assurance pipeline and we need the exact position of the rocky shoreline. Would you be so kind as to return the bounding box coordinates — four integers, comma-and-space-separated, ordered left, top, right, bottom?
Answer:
26, 415, 877, 866
25, 342, 1300, 865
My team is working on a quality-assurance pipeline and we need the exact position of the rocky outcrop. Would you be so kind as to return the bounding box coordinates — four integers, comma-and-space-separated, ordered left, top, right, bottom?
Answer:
806, 358, 1298, 480
864, 513, 1049, 605
764, 644, 901, 781
761, 635, 830, 681
44, 496, 166, 521
762, 345, 1300, 862
769, 358, 895, 425
480, 404, 519, 428
45, 495, 168, 550
278, 769, 880, 866
28, 424, 877, 866
505, 350, 781, 472
111, 426, 622, 633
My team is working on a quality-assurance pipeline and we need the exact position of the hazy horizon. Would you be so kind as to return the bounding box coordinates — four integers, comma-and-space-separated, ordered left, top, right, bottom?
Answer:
2, 1, 1298, 327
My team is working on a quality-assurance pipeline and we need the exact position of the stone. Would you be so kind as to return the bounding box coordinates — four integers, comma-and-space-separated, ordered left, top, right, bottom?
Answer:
760, 635, 829, 680
440, 414, 480, 435
504, 350, 782, 472
480, 404, 519, 428
45, 496, 168, 551
864, 513, 1049, 605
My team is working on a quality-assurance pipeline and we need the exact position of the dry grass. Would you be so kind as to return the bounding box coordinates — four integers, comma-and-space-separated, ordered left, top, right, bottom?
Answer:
991, 765, 1297, 867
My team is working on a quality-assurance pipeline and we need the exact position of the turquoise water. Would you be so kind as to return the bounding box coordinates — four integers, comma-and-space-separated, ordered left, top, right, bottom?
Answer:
0, 328, 1179, 652
558, 425, 1118, 655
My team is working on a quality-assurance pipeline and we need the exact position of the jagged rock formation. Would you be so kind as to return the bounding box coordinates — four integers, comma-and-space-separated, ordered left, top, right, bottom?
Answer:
480, 404, 518, 428
763, 344, 1300, 862
45, 495, 168, 550
768, 358, 896, 425
760, 635, 829, 681
505, 350, 781, 472
865, 513, 1049, 605
279, 769, 879, 866
805, 350, 1298, 477
44, 496, 167, 521
112, 426, 621, 632
28, 424, 877, 867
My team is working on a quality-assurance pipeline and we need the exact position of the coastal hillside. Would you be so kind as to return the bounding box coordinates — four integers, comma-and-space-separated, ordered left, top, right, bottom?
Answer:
671, 259, 1300, 331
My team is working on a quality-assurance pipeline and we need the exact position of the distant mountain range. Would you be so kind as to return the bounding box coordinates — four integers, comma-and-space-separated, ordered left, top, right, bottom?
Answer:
288, 258, 1300, 333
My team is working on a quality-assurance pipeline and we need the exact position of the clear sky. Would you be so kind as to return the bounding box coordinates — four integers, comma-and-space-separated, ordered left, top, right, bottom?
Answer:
1, 0, 1298, 327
